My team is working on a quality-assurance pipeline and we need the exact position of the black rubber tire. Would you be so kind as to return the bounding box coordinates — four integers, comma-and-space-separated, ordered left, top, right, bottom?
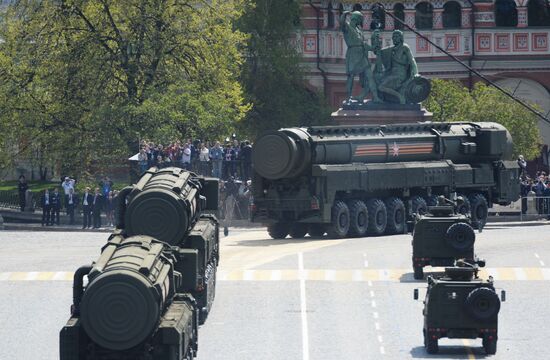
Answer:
465, 287, 501, 321
426, 337, 438, 354
445, 222, 475, 251
411, 196, 428, 216
348, 200, 368, 237
366, 198, 387, 236
455, 193, 471, 215
326, 200, 350, 238
483, 337, 497, 355
385, 197, 406, 234
267, 222, 290, 239
413, 266, 424, 280
469, 193, 488, 229
289, 223, 308, 238
308, 224, 325, 237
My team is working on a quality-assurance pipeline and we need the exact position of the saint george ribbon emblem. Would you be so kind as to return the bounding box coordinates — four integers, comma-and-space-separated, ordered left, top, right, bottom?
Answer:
391, 142, 399, 156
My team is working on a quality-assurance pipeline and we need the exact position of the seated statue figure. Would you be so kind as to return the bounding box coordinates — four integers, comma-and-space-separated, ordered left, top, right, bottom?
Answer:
377, 30, 419, 104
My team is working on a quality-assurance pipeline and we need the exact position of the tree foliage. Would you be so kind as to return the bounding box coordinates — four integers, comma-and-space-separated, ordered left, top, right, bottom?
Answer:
425, 79, 542, 160
0, 0, 248, 178
238, 0, 329, 137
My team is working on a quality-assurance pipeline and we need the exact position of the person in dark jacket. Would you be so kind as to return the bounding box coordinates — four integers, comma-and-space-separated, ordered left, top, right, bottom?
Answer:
81, 187, 93, 229
40, 189, 51, 226
241, 140, 253, 180
92, 187, 103, 229
18, 175, 28, 212
65, 188, 78, 225
50, 188, 62, 225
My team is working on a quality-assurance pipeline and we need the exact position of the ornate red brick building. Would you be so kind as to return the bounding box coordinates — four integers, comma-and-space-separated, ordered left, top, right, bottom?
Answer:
299, 1, 550, 145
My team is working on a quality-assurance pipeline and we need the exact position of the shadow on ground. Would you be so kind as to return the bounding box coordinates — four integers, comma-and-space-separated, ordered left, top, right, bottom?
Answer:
410, 345, 488, 359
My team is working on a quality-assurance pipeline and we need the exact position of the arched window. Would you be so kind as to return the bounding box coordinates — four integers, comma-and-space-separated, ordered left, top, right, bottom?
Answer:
394, 3, 405, 30
528, 0, 550, 26
443, 1, 462, 28
495, 0, 518, 27
415, 2, 433, 29
327, 2, 334, 28
338, 3, 344, 15
371, 6, 386, 29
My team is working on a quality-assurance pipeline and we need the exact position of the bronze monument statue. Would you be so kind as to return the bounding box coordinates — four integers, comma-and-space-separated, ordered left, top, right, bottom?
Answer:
340, 14, 431, 106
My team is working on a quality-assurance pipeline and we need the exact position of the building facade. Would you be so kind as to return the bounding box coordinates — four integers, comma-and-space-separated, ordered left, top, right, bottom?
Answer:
299, 0, 550, 145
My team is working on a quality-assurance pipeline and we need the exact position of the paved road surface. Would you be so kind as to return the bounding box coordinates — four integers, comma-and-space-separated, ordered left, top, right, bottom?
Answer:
0, 224, 549, 359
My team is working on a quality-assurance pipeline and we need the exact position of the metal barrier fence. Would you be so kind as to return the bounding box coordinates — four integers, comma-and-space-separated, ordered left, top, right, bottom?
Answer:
519, 195, 550, 221
0, 190, 20, 210
140, 159, 253, 180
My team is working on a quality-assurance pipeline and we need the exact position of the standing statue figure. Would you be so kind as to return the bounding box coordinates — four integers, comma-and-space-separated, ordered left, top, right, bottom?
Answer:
340, 10, 380, 102
377, 30, 419, 104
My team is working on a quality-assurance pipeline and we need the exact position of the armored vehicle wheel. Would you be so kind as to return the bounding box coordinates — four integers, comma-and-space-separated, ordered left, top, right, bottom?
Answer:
411, 196, 428, 216
308, 224, 325, 237
348, 200, 368, 237
445, 222, 475, 251
426, 336, 438, 354
367, 199, 387, 236
483, 336, 497, 355
465, 287, 501, 320
326, 200, 350, 238
289, 223, 308, 238
455, 193, 471, 215
469, 193, 488, 229
413, 266, 424, 280
385, 197, 405, 234
268, 222, 290, 239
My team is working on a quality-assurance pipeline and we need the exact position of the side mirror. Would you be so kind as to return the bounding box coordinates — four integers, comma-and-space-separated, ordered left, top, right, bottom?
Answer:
414, 288, 419, 300
501, 290, 506, 302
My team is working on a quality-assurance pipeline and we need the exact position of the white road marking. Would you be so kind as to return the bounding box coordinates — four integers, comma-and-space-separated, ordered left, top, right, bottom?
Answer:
513, 267, 527, 280
324, 270, 335, 281
371, 300, 377, 308
0, 272, 11, 281
369, 290, 375, 298
53, 272, 70, 281
363, 253, 368, 268
26, 272, 39, 281
243, 270, 254, 281
298, 253, 309, 360
270, 270, 282, 281
377, 335, 383, 343
535, 253, 540, 259
540, 260, 546, 267
368, 280, 373, 287
373, 312, 379, 319
352, 270, 363, 281
375, 322, 380, 330
364, 260, 369, 268
379, 346, 386, 354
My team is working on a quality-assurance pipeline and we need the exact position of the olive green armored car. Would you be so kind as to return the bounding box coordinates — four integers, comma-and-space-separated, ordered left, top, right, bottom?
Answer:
412, 198, 484, 280
414, 262, 505, 355
251, 122, 520, 239
60, 168, 219, 360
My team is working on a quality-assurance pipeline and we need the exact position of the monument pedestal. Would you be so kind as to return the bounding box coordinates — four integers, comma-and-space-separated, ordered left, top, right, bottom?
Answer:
331, 101, 433, 125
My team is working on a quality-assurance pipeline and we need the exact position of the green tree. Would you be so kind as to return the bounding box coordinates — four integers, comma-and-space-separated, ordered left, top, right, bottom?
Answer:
425, 79, 542, 160
238, 0, 329, 137
0, 0, 248, 178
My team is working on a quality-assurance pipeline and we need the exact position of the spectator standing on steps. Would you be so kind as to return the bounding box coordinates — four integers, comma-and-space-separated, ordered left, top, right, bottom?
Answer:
41, 189, 51, 226
210, 141, 223, 178
199, 143, 210, 176
99, 176, 113, 198
241, 140, 252, 180
65, 188, 78, 225
50, 188, 62, 226
92, 187, 103, 229
82, 187, 93, 229
18, 175, 28, 212
61, 176, 76, 196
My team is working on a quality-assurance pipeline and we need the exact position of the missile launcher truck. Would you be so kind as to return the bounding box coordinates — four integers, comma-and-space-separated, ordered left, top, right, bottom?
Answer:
250, 122, 520, 239
60, 167, 219, 360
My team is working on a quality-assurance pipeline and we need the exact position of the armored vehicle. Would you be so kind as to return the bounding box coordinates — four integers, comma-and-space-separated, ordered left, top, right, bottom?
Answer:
412, 198, 484, 279
60, 168, 219, 360
250, 122, 520, 239
414, 262, 505, 355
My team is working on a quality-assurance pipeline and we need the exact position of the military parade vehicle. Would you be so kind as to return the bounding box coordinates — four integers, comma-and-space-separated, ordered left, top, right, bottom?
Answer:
414, 261, 505, 355
60, 167, 219, 360
412, 196, 484, 280
251, 122, 520, 239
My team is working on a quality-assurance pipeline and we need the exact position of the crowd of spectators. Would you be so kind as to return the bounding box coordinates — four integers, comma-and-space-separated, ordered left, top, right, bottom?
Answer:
31, 175, 118, 228
137, 137, 253, 181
